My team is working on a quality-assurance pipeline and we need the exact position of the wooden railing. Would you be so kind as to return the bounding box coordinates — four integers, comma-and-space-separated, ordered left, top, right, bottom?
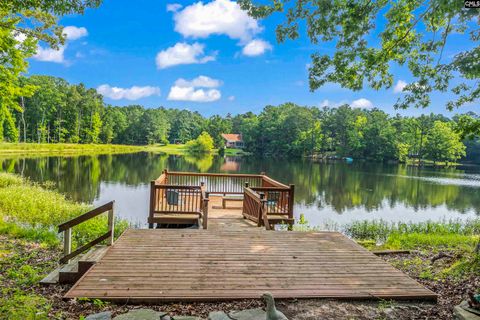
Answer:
165, 170, 263, 194
251, 187, 291, 216
150, 170, 294, 230
242, 187, 268, 228
149, 182, 209, 229
57, 201, 115, 264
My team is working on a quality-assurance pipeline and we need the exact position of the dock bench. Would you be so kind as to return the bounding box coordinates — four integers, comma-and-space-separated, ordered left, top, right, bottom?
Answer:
222, 195, 244, 208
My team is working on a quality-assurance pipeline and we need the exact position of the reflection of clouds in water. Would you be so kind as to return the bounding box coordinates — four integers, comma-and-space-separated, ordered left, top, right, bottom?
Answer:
296, 200, 479, 230
383, 173, 480, 188
93, 182, 149, 228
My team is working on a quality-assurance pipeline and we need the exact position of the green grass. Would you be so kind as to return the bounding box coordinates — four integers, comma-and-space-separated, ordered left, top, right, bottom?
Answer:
223, 148, 251, 156
0, 236, 58, 319
147, 144, 251, 156
343, 219, 480, 242
0, 172, 129, 247
0, 142, 146, 156
145, 143, 189, 155
0, 172, 130, 319
0, 142, 252, 157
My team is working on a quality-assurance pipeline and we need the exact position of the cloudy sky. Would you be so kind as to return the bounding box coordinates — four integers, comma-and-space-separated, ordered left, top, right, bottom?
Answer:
27, 0, 476, 116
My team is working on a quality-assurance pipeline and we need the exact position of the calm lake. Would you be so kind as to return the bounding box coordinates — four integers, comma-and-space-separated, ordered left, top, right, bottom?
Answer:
1, 152, 480, 228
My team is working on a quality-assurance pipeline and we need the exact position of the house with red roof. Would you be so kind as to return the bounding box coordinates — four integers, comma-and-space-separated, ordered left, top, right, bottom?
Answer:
221, 133, 244, 149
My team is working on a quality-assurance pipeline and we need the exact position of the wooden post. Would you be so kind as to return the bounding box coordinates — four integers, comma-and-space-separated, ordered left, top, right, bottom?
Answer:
63, 228, 72, 263
107, 201, 115, 246
148, 181, 155, 229
259, 193, 270, 230
288, 184, 295, 231
163, 169, 168, 183
288, 184, 295, 219
203, 192, 209, 230
258, 192, 265, 227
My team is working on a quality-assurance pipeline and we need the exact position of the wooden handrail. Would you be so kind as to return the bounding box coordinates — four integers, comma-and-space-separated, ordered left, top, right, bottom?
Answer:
261, 175, 289, 189
58, 201, 115, 264
166, 171, 264, 178
152, 184, 202, 190
58, 201, 114, 232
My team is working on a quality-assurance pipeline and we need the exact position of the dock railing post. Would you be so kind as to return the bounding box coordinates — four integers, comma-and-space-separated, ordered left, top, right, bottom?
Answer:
148, 180, 156, 229
288, 184, 295, 230
107, 201, 115, 246
63, 228, 72, 264
202, 192, 209, 230
259, 192, 270, 230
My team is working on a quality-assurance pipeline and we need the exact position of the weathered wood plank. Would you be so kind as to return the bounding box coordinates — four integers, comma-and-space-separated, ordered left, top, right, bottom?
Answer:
65, 218, 437, 302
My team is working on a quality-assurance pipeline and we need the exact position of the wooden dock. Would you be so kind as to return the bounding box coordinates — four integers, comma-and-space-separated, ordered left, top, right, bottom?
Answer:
65, 196, 437, 302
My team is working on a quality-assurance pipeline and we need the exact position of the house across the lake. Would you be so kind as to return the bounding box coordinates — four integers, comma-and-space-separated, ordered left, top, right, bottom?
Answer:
221, 133, 244, 149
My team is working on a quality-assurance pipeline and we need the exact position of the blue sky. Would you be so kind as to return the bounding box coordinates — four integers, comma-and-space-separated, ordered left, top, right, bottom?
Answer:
27, 0, 477, 117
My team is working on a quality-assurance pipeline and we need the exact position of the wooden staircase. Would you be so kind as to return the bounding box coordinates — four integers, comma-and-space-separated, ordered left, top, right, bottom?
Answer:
40, 245, 109, 285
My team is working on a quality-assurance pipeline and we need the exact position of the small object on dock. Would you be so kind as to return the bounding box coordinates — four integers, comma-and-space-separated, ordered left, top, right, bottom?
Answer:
262, 292, 289, 320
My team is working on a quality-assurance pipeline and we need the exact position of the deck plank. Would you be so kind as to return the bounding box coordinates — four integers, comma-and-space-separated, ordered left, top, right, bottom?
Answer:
65, 196, 437, 302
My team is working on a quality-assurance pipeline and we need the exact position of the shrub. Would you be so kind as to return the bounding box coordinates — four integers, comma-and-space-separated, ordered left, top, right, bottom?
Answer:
185, 131, 214, 153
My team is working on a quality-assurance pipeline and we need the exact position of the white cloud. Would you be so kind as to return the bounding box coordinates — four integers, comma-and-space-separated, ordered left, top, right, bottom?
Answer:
167, 75, 222, 102
156, 42, 216, 69
228, 95, 235, 101
33, 46, 66, 63
242, 39, 272, 56
63, 26, 88, 40
175, 75, 222, 88
173, 0, 261, 42
320, 99, 374, 109
168, 86, 221, 102
167, 3, 182, 12
97, 84, 161, 100
32, 26, 87, 64
319, 99, 347, 108
351, 98, 373, 109
393, 80, 407, 93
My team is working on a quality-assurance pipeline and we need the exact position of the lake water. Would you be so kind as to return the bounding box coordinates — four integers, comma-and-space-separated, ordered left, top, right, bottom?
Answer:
1, 152, 479, 228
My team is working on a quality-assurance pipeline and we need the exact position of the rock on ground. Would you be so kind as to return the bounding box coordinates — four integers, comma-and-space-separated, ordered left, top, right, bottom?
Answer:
86, 311, 112, 320
113, 308, 167, 320
228, 308, 266, 320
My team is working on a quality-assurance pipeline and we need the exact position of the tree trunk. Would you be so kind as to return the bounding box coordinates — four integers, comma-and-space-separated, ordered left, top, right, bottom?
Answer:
20, 96, 26, 143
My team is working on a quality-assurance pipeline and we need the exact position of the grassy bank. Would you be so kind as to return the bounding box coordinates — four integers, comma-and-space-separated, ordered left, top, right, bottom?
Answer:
0, 172, 129, 319
0, 143, 251, 157
0, 143, 146, 156
148, 143, 251, 156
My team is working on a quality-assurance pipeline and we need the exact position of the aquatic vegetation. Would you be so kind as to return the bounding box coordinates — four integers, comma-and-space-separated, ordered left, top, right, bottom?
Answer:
344, 219, 480, 243
0, 172, 129, 247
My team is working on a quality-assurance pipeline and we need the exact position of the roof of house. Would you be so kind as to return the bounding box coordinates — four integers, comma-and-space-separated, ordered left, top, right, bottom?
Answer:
221, 134, 243, 142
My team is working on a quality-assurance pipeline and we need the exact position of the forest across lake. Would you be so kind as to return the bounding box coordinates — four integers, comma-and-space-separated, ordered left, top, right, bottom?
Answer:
2, 152, 479, 228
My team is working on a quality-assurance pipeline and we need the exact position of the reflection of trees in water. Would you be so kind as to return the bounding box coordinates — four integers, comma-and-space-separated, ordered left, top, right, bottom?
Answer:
0, 154, 479, 215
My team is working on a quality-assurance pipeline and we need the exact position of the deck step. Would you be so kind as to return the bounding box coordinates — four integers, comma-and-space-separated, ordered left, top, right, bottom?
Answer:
39, 268, 60, 285
78, 245, 109, 274
58, 255, 81, 284
41, 245, 109, 285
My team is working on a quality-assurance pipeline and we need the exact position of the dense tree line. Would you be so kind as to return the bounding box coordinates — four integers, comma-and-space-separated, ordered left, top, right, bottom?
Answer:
7, 75, 480, 163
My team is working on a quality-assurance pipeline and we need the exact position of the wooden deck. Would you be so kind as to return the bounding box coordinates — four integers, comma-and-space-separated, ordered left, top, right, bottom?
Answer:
65, 196, 437, 302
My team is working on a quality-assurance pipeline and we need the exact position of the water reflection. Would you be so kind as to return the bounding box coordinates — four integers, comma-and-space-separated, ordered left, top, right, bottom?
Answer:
0, 153, 479, 228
